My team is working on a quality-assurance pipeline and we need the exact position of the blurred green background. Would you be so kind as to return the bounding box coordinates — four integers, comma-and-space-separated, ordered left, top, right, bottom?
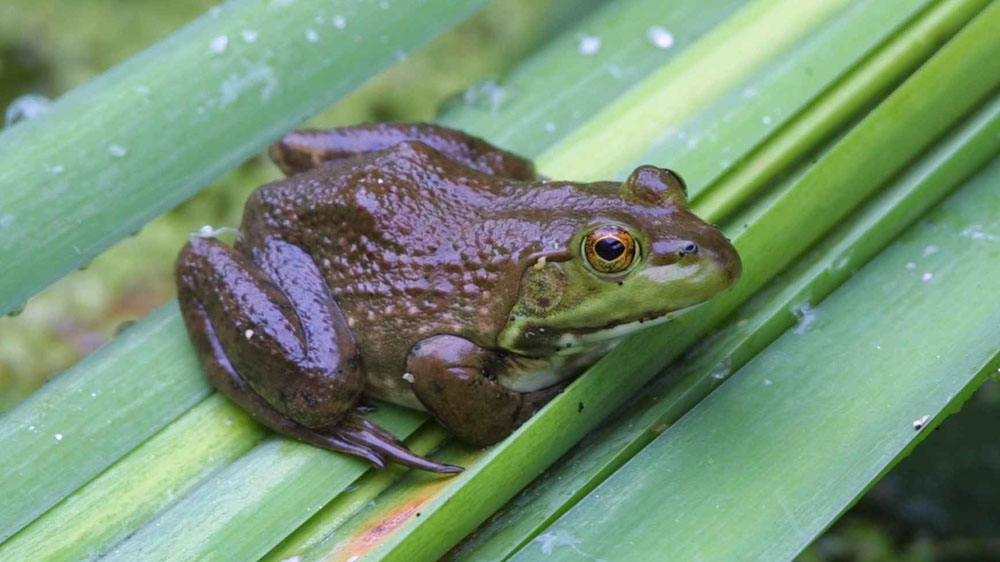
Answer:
0, 1, 995, 560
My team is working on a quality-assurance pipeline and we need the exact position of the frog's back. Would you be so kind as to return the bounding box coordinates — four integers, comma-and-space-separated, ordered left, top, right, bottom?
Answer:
240, 141, 546, 404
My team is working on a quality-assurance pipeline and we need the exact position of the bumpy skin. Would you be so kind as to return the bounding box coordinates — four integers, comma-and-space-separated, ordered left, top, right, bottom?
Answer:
176, 122, 741, 472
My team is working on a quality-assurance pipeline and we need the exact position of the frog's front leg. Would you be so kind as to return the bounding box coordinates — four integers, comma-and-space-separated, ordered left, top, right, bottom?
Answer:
405, 335, 566, 446
268, 122, 536, 180
176, 236, 460, 473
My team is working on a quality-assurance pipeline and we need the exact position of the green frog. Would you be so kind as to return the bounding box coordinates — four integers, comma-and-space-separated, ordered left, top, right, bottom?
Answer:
176, 123, 741, 472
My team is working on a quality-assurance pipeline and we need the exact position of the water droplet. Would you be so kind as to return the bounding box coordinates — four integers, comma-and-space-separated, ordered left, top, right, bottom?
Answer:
535, 530, 582, 555
379, 0, 390, 8
333, 15, 347, 29
922, 245, 938, 256
209, 35, 229, 55
5, 94, 52, 127
108, 144, 128, 157
241, 29, 259, 43
460, 80, 514, 113
219, 65, 278, 106
761, 115, 772, 125
54, 433, 63, 441
709, 357, 732, 380
791, 303, 820, 335
921, 272, 933, 282
193, 224, 240, 240
209, 6, 222, 17
134, 85, 152, 96
905, 261, 916, 269
305, 28, 319, 43
244, 329, 255, 339
0, 214, 14, 228
742, 87, 759, 98
646, 26, 675, 49
543, 122, 556, 133
959, 224, 1000, 241
578, 35, 601, 55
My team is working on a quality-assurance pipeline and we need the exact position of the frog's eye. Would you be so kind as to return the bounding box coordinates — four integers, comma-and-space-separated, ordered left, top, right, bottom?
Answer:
583, 226, 639, 275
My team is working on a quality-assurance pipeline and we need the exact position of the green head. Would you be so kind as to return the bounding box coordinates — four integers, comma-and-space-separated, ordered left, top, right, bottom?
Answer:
498, 165, 741, 356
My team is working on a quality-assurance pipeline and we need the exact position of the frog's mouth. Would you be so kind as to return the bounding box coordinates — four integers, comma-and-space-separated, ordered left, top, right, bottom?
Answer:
496, 303, 703, 393
551, 302, 703, 353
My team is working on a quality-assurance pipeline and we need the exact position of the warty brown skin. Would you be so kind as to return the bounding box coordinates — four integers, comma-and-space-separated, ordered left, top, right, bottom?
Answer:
175, 122, 741, 472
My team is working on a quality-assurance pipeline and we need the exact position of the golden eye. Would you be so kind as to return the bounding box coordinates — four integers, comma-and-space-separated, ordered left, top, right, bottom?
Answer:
583, 226, 639, 274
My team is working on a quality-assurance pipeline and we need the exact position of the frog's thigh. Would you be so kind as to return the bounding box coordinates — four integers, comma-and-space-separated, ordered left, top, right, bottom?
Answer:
177, 238, 461, 472
405, 335, 563, 446
269, 122, 535, 180
176, 236, 363, 428
174, 289, 377, 459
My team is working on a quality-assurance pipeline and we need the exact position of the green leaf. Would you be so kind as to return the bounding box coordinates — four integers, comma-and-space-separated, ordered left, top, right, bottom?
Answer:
0, 0, 489, 317
0, 306, 208, 543
439, 0, 752, 156
0, 394, 266, 562
1, 0, 997, 559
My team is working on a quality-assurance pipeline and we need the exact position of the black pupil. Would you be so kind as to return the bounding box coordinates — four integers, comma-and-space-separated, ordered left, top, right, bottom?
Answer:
595, 237, 625, 261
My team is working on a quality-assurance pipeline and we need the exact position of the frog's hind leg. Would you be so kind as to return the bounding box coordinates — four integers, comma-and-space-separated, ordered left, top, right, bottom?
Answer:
176, 236, 461, 473
269, 121, 536, 180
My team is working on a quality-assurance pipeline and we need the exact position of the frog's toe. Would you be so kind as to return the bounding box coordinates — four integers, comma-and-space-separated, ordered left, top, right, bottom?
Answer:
325, 411, 463, 474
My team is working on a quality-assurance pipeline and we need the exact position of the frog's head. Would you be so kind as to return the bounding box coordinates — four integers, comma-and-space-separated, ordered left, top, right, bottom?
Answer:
499, 165, 741, 357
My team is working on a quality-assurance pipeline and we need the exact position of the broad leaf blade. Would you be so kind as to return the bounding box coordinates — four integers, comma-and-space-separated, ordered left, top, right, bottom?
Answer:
0, 0, 489, 316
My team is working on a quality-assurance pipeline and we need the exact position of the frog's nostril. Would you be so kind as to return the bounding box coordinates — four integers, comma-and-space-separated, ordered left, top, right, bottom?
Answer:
679, 243, 698, 256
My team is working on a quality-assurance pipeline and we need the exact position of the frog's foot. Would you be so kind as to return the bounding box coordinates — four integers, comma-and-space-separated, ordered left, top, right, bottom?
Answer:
176, 237, 459, 473
405, 335, 567, 446
268, 122, 536, 180
316, 409, 463, 473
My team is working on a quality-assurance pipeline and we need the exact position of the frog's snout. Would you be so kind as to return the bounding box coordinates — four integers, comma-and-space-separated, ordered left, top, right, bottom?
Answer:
698, 222, 742, 289
712, 239, 742, 287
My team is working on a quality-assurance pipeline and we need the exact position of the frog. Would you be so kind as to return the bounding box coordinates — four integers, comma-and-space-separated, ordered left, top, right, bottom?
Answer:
175, 122, 741, 473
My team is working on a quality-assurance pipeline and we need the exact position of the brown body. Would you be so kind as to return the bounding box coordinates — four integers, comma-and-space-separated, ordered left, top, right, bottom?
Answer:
175, 123, 741, 472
